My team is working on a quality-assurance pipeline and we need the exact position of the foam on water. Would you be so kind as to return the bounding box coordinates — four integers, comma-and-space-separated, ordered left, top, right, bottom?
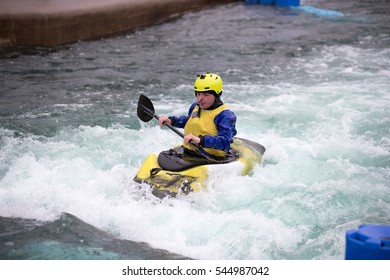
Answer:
1, 64, 389, 258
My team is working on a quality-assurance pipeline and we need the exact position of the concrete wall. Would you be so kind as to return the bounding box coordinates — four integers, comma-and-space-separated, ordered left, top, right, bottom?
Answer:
0, 0, 238, 47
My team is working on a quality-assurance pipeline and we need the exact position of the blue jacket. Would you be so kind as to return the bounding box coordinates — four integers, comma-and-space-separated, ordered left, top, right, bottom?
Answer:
169, 102, 237, 152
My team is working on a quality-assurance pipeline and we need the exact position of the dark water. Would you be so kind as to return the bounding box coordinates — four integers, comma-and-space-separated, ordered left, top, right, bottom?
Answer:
1, 0, 389, 259
0, 213, 188, 260
1, 0, 388, 136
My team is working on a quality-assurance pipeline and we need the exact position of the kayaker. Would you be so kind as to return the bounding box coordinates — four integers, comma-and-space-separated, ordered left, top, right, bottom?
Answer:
158, 72, 237, 158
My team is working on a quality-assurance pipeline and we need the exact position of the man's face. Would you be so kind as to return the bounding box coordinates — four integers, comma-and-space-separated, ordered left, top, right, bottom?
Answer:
196, 92, 216, 110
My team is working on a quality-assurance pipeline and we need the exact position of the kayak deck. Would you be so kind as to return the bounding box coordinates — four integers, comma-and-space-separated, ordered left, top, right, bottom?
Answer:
133, 137, 265, 198
157, 146, 239, 172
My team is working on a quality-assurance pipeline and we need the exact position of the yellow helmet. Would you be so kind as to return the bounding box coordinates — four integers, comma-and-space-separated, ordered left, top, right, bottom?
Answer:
194, 72, 223, 95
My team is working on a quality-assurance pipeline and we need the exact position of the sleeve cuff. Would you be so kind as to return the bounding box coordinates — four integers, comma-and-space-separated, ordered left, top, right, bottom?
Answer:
198, 135, 205, 146
168, 116, 175, 126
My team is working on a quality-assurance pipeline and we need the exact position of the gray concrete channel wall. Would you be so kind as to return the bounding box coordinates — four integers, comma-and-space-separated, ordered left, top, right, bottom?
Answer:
0, 0, 238, 47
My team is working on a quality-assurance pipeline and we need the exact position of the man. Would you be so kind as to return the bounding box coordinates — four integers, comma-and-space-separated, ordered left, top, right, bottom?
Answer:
159, 72, 237, 158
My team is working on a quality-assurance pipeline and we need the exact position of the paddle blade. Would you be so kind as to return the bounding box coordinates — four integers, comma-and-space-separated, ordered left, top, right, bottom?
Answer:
137, 94, 155, 122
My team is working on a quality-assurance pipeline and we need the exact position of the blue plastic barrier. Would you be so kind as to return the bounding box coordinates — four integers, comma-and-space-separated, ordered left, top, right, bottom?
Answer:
345, 224, 390, 260
260, 0, 274, 5
275, 0, 300, 6
245, 0, 259, 4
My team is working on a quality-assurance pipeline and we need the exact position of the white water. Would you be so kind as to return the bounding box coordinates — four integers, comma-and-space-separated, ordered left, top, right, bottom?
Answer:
1, 2, 390, 260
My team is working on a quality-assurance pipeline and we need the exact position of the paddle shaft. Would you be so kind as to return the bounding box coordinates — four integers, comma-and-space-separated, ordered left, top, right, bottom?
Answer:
139, 103, 185, 138
154, 113, 186, 139
138, 96, 219, 162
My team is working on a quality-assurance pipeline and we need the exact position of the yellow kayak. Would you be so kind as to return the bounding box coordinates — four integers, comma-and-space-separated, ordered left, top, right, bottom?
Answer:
134, 137, 265, 198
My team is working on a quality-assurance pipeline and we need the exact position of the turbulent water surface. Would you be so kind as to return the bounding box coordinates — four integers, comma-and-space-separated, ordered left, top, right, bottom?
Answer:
1, 0, 389, 259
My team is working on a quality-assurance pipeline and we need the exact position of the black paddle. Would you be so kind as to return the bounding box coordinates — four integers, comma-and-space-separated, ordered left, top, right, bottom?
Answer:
137, 94, 219, 162
137, 94, 186, 139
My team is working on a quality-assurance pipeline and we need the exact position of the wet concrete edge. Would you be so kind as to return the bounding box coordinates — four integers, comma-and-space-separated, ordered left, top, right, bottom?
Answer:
0, 0, 239, 47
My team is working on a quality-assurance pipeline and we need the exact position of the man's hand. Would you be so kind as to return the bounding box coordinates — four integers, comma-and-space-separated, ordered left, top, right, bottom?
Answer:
184, 133, 200, 145
158, 116, 171, 126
